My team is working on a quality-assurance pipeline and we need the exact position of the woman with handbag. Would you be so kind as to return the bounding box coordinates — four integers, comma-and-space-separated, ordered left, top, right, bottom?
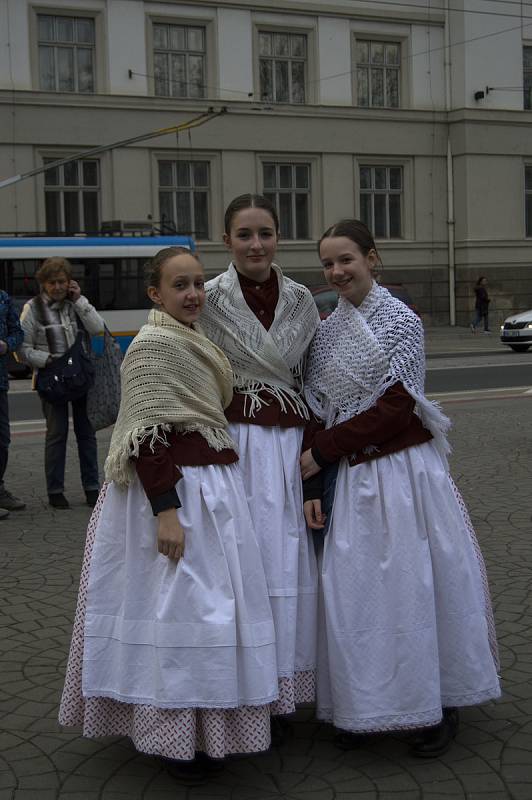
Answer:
20, 257, 104, 509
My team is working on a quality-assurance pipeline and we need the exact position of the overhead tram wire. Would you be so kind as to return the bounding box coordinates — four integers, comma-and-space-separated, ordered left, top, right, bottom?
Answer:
1, 3, 530, 191
131, 11, 532, 100
0, 108, 226, 190
309, 16, 532, 90
343, 0, 532, 20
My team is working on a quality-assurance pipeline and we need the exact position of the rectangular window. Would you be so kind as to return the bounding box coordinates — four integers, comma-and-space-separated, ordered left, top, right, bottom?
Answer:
158, 160, 210, 239
526, 166, 532, 236
44, 158, 100, 233
38, 14, 95, 93
263, 162, 310, 239
356, 39, 400, 108
524, 46, 532, 110
153, 23, 206, 98
259, 31, 307, 104
360, 165, 402, 238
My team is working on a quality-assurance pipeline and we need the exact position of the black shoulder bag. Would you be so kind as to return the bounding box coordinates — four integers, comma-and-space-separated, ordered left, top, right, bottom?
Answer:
34, 296, 95, 405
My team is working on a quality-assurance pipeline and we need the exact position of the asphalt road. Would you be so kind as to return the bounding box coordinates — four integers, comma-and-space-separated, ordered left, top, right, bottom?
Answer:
425, 351, 532, 394
8, 351, 532, 425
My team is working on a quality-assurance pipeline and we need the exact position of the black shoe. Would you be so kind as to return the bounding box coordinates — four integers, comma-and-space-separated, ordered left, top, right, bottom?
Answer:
196, 752, 224, 773
48, 493, 70, 509
163, 758, 209, 785
271, 716, 293, 747
409, 708, 459, 758
85, 489, 99, 508
0, 488, 25, 510
334, 730, 372, 750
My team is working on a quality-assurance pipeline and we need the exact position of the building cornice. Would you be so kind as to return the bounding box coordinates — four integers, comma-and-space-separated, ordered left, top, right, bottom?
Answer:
143, 0, 445, 25
0, 89, 449, 123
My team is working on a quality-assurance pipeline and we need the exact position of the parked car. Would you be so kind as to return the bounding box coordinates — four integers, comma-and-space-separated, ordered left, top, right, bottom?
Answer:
500, 309, 532, 352
311, 283, 419, 320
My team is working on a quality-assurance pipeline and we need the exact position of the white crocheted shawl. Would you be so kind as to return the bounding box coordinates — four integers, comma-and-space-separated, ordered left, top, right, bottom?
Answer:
304, 282, 451, 463
105, 308, 235, 486
202, 262, 320, 418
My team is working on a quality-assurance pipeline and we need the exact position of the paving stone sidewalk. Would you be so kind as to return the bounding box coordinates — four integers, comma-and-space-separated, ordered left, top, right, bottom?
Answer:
1, 396, 531, 800
424, 326, 506, 357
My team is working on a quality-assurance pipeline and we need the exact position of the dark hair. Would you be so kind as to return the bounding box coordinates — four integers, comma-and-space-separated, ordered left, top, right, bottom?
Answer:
144, 246, 201, 289
224, 193, 280, 235
318, 219, 381, 263
36, 256, 73, 285
475, 276, 487, 286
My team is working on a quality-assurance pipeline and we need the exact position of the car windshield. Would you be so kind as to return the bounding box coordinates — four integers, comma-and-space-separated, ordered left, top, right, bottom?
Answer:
313, 290, 338, 316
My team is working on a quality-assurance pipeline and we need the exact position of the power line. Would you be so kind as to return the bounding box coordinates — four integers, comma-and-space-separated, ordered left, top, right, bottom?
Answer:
345, 0, 532, 21
312, 17, 532, 88
0, 109, 226, 190
132, 12, 532, 101
128, 69, 252, 99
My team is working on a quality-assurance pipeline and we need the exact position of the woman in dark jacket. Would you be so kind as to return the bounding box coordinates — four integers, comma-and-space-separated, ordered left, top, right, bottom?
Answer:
470, 276, 491, 333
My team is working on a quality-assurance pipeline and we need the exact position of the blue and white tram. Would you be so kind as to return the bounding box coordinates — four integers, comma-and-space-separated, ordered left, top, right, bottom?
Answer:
0, 235, 195, 352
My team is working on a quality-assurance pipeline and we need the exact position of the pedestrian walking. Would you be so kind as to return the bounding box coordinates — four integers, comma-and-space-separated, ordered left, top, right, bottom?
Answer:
201, 194, 320, 725
0, 290, 26, 517
470, 276, 491, 333
59, 247, 278, 778
301, 219, 501, 757
20, 257, 104, 509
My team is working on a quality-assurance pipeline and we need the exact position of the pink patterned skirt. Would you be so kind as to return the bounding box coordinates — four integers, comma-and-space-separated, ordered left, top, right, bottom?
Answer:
59, 474, 290, 761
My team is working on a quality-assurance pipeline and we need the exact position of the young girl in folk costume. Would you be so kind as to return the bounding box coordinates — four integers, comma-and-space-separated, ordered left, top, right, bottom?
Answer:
59, 247, 278, 771
301, 220, 500, 757
201, 195, 321, 716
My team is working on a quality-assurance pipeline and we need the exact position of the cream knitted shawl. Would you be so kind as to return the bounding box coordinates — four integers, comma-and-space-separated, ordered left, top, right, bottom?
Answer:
105, 308, 235, 486
304, 282, 452, 464
202, 262, 320, 418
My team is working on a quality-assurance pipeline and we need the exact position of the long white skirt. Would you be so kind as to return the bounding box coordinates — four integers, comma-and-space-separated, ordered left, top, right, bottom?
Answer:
317, 441, 501, 733
228, 423, 318, 711
59, 464, 278, 759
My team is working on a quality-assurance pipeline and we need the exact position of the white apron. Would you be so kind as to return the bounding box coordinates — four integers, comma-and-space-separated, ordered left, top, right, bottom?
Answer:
82, 464, 278, 709
228, 423, 318, 687
317, 441, 501, 733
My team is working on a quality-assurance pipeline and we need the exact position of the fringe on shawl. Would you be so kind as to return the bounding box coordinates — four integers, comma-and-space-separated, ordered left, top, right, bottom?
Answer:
233, 376, 310, 420
104, 423, 236, 488
407, 388, 452, 468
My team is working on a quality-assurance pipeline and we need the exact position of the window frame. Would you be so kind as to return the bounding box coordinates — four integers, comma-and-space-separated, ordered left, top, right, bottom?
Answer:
253, 23, 316, 105
155, 153, 220, 242
352, 31, 409, 109
525, 164, 532, 237
30, 6, 106, 93
258, 155, 320, 241
146, 13, 216, 100
40, 155, 101, 234
524, 44, 532, 110
356, 158, 412, 241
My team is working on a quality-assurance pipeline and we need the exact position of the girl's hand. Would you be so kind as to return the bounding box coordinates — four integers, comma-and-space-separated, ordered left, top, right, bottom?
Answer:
300, 448, 322, 480
157, 508, 185, 561
304, 499, 326, 530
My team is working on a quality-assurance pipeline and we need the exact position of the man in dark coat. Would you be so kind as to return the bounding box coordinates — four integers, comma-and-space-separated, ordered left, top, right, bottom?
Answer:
0, 291, 26, 517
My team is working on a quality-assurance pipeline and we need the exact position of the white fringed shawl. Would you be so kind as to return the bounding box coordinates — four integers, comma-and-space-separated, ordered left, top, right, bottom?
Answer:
304, 282, 452, 464
105, 308, 235, 486
202, 262, 320, 419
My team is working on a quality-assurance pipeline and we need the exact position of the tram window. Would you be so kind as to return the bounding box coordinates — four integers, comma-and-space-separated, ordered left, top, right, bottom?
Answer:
2, 260, 39, 297
1, 254, 152, 310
